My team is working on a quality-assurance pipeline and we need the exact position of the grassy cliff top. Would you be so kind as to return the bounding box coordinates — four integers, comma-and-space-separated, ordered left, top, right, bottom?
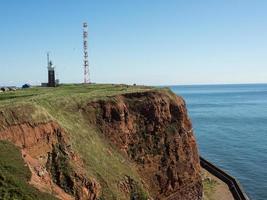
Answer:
0, 84, 154, 107
0, 84, 176, 199
0, 84, 158, 199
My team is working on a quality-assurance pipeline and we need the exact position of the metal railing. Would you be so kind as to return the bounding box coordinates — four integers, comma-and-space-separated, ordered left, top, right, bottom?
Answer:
200, 156, 250, 200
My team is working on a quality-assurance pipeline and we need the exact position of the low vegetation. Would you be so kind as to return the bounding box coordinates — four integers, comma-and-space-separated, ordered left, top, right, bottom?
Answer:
0, 84, 153, 106
0, 141, 57, 200
203, 177, 217, 200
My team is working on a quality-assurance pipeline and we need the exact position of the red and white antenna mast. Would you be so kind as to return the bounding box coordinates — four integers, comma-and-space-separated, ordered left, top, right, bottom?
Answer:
83, 22, 90, 83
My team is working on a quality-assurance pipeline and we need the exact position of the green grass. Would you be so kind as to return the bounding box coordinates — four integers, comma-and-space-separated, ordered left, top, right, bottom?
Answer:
203, 178, 218, 200
0, 141, 57, 200
0, 84, 153, 107
0, 84, 155, 199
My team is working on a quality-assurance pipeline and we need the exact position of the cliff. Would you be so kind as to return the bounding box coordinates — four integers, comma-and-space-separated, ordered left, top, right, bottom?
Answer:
0, 84, 202, 200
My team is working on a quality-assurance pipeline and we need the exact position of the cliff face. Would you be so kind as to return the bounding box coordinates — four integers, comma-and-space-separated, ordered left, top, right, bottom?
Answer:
0, 121, 100, 200
0, 88, 202, 200
84, 91, 202, 200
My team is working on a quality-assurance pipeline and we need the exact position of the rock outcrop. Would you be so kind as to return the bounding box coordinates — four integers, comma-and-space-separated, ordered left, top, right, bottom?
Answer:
0, 121, 100, 200
83, 90, 202, 200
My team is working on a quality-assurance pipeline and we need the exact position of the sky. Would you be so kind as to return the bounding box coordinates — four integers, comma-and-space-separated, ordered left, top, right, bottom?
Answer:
0, 0, 267, 86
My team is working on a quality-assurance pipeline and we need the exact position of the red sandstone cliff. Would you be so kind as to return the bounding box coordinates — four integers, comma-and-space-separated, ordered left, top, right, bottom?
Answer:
0, 121, 100, 200
0, 90, 202, 200
83, 91, 202, 200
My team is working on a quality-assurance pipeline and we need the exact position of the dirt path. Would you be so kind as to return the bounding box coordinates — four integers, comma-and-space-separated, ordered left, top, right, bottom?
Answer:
202, 168, 234, 200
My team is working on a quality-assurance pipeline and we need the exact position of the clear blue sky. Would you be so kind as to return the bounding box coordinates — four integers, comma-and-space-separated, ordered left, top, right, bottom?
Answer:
1, 0, 267, 86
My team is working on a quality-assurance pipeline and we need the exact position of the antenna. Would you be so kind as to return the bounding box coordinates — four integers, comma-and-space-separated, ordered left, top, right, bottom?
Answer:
47, 52, 50, 68
83, 22, 90, 83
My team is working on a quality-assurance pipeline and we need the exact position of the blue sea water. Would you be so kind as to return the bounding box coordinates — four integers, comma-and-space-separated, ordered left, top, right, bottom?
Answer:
170, 84, 267, 200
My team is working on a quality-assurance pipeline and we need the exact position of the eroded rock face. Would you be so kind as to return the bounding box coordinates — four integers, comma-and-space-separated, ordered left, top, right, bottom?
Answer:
0, 121, 100, 200
46, 139, 100, 200
85, 91, 202, 200
0, 90, 202, 200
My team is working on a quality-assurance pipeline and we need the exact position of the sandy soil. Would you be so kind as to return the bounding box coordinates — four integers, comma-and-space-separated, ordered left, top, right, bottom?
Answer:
202, 168, 234, 200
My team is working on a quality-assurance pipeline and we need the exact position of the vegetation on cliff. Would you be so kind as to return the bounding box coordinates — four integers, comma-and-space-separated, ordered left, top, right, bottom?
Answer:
0, 84, 202, 200
0, 140, 57, 200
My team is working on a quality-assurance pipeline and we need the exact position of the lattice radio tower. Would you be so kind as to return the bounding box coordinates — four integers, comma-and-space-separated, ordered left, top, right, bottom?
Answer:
83, 22, 90, 83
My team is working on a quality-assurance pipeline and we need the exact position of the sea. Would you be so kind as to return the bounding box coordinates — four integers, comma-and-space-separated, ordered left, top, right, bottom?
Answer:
170, 84, 267, 200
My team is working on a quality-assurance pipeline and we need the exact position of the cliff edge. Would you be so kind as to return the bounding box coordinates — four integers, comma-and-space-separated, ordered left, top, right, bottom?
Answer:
0, 84, 202, 200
